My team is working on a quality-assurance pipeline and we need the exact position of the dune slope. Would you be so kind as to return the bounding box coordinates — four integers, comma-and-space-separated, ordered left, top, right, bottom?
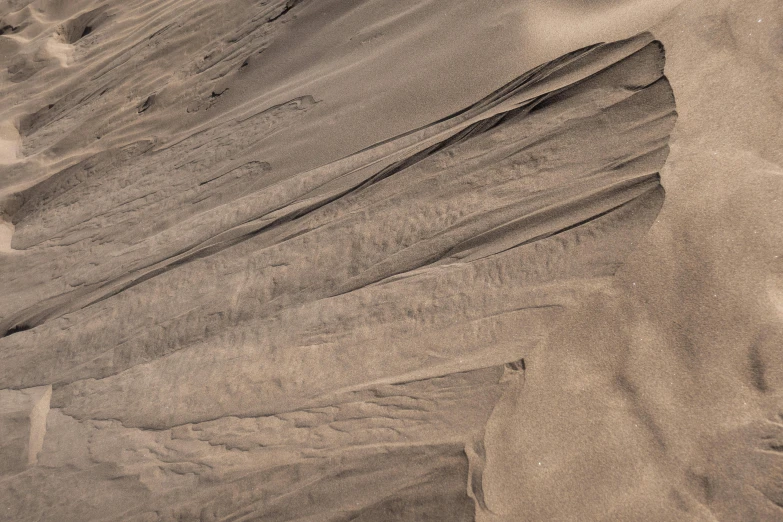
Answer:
2, 0, 780, 520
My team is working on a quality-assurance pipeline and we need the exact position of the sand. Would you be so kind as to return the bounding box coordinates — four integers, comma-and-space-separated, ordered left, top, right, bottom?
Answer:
1, 0, 781, 520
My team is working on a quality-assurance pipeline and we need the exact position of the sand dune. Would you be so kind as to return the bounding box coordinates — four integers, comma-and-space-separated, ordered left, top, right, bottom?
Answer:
1, 0, 781, 520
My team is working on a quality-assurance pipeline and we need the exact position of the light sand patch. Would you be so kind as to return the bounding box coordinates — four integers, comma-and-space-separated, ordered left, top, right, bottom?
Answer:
0, 219, 16, 253
0, 120, 20, 164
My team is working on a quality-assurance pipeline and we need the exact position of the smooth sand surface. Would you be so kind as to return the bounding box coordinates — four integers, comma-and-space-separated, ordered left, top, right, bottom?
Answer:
1, 0, 781, 520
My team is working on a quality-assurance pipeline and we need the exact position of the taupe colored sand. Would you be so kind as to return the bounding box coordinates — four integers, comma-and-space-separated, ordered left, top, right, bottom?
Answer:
1, 0, 781, 520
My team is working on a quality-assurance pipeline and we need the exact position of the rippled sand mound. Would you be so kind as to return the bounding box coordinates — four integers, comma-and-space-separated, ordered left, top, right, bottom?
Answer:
1, 0, 782, 520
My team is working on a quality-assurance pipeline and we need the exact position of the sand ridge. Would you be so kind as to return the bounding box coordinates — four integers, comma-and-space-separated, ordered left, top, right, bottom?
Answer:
1, 0, 781, 520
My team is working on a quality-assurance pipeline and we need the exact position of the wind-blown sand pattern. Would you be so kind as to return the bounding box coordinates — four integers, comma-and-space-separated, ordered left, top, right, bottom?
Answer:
1, 0, 782, 520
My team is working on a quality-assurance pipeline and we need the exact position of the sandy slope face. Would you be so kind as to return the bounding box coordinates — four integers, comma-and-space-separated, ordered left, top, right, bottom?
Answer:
0, 21, 677, 518
483, 0, 783, 521
0, 0, 775, 520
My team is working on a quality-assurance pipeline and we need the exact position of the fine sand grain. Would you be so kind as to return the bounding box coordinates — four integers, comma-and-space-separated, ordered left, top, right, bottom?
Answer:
1, 0, 781, 520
